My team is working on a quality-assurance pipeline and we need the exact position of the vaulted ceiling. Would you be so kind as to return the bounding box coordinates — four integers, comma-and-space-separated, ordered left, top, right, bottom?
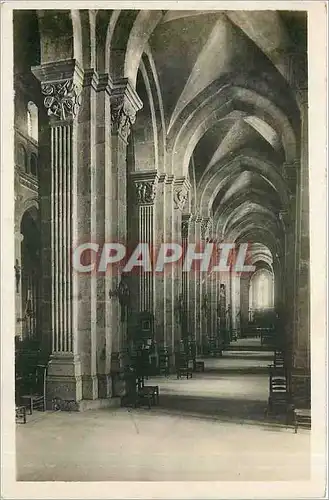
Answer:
146, 10, 305, 268
14, 9, 307, 273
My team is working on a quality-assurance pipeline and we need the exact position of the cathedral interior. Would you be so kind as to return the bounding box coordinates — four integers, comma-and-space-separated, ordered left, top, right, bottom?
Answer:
13, 9, 311, 481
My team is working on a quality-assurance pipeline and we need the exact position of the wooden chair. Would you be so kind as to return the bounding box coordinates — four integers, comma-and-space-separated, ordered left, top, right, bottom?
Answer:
266, 371, 291, 419
159, 350, 170, 376
20, 364, 47, 415
274, 348, 285, 363
193, 359, 205, 372
293, 408, 311, 433
15, 405, 26, 424
175, 354, 193, 379
138, 377, 159, 405
137, 376, 159, 406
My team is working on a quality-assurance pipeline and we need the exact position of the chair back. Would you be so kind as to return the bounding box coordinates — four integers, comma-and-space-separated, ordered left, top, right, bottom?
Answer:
270, 375, 287, 393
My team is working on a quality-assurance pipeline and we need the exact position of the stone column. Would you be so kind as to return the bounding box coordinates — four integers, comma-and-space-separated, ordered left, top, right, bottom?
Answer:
231, 271, 241, 335
207, 233, 218, 340
292, 86, 310, 404
32, 59, 84, 404
187, 215, 197, 345
194, 216, 202, 352
75, 69, 98, 400
279, 204, 295, 356
110, 79, 143, 352
93, 73, 113, 398
173, 178, 190, 350
226, 271, 233, 339
181, 213, 192, 339
200, 217, 211, 344
14, 231, 24, 339
154, 174, 166, 346
213, 264, 220, 339
240, 274, 250, 334
163, 175, 175, 353
131, 171, 159, 315
282, 53, 310, 404
218, 280, 227, 343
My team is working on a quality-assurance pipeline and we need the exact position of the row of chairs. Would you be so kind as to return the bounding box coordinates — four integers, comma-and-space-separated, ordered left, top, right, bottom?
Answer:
174, 350, 205, 380
265, 349, 311, 433
265, 349, 291, 421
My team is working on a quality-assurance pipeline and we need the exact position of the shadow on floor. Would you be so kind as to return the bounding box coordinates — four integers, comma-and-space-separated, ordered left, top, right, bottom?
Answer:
203, 366, 269, 375
127, 393, 293, 431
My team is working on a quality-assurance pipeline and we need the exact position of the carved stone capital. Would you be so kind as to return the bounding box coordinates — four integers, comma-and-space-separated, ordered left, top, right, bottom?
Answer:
110, 79, 143, 142
173, 177, 190, 211
131, 171, 159, 205
201, 217, 212, 240
41, 80, 82, 120
32, 59, 83, 122
181, 214, 192, 239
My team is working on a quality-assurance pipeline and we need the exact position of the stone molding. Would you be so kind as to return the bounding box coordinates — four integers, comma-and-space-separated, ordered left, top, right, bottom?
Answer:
164, 174, 175, 185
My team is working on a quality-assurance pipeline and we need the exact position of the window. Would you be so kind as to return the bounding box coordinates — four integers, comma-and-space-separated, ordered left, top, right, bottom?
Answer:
249, 269, 274, 311
27, 101, 38, 142
17, 144, 27, 171
30, 153, 38, 177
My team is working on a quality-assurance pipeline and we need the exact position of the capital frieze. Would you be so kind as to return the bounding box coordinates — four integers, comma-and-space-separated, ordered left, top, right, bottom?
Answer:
181, 214, 192, 239
131, 171, 159, 205
173, 177, 191, 211
201, 217, 212, 240
41, 79, 82, 121
32, 59, 83, 122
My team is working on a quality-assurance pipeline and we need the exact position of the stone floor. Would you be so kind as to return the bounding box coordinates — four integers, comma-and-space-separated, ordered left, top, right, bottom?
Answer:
16, 340, 310, 482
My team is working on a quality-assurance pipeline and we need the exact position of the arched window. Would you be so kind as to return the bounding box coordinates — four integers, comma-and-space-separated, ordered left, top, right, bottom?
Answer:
27, 101, 38, 142
17, 144, 27, 171
249, 269, 274, 311
30, 153, 38, 177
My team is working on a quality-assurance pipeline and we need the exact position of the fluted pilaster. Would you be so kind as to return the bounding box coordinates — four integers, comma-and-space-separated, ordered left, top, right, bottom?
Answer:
131, 171, 159, 314
181, 213, 192, 338
32, 59, 84, 404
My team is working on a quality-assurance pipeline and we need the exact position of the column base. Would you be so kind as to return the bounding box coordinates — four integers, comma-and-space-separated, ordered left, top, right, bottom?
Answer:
49, 397, 121, 412
82, 374, 99, 400
46, 353, 82, 407
98, 374, 112, 399
291, 369, 311, 409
